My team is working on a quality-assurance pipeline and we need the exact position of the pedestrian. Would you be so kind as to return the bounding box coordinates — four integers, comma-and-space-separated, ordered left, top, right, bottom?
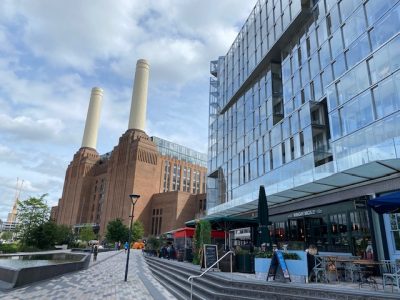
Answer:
124, 241, 129, 253
118, 241, 121, 251
115, 241, 118, 251
170, 244, 175, 259
92, 244, 99, 262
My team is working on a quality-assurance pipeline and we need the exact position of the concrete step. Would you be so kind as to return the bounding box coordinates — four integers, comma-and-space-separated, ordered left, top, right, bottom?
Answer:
145, 256, 400, 300
145, 257, 321, 300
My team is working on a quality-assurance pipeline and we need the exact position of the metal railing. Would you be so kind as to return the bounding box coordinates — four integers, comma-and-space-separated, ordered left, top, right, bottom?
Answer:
187, 250, 234, 300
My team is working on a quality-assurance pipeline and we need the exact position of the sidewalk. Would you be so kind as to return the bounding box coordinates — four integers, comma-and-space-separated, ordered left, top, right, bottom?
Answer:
0, 250, 176, 300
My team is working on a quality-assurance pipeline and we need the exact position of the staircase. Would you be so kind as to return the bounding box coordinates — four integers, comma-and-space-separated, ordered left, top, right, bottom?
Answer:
144, 256, 399, 300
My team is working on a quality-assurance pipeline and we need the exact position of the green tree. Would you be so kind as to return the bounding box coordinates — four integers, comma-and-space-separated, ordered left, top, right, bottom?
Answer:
146, 235, 161, 251
131, 220, 144, 242
1, 231, 13, 241
31, 221, 58, 249
55, 224, 73, 245
79, 224, 96, 242
17, 194, 50, 246
193, 220, 211, 265
106, 218, 129, 243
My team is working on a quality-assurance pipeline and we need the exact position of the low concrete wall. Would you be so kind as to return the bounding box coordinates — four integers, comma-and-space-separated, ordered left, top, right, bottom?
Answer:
0, 252, 91, 290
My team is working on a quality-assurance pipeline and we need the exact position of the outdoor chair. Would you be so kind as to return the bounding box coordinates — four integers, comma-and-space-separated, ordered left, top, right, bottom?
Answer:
311, 255, 329, 283
381, 260, 400, 292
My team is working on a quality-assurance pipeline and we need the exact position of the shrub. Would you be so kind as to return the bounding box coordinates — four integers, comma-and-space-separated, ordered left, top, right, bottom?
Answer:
0, 243, 18, 253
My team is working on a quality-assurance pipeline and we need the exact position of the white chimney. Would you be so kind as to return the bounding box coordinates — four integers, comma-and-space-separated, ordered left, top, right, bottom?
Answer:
128, 59, 150, 131
81, 87, 103, 149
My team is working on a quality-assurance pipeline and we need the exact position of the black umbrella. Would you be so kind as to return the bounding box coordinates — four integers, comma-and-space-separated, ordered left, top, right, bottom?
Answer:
257, 185, 272, 250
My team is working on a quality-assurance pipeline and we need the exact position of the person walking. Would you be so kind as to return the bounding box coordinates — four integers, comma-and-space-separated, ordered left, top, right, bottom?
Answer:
92, 244, 99, 262
124, 241, 129, 254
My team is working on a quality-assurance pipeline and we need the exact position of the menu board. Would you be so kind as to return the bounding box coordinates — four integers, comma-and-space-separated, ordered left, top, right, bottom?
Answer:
203, 244, 219, 269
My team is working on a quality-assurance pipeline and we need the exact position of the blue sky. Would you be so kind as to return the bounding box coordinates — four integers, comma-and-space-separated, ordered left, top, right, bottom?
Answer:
0, 0, 254, 220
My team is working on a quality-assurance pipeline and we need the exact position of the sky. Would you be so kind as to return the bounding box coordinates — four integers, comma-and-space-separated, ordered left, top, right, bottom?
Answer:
0, 0, 255, 221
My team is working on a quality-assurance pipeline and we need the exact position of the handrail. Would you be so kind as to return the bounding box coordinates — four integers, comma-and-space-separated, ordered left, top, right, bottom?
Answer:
187, 250, 234, 300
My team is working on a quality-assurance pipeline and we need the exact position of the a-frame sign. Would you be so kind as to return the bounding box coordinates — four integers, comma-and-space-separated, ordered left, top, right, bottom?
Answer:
267, 251, 291, 282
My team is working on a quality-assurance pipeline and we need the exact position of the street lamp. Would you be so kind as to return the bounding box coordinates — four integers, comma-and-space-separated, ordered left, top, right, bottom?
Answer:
124, 193, 140, 282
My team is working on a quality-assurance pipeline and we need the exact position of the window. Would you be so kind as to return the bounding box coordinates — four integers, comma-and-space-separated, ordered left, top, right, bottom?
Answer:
389, 213, 400, 251
329, 109, 342, 140
151, 209, 163, 236
341, 90, 374, 135
163, 161, 170, 192
373, 76, 399, 119
365, 0, 394, 26
370, 5, 400, 50
332, 53, 347, 79
342, 7, 366, 48
329, 28, 343, 59
346, 33, 371, 69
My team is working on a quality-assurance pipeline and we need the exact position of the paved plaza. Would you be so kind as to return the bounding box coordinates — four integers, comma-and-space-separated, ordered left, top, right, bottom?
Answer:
0, 250, 176, 300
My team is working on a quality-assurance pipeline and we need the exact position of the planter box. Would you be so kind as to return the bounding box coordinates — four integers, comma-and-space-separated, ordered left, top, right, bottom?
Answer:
255, 251, 308, 283
255, 258, 271, 280
235, 254, 254, 273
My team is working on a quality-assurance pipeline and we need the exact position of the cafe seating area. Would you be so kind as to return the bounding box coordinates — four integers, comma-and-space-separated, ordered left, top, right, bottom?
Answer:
310, 255, 400, 292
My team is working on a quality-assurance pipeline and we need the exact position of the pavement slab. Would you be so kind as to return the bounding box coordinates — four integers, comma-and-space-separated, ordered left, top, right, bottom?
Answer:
0, 250, 176, 300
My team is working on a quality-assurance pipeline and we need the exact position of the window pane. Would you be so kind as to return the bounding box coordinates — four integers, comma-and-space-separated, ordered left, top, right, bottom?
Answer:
330, 29, 343, 59
333, 53, 347, 79
342, 7, 366, 48
346, 33, 371, 69
370, 5, 400, 50
329, 110, 341, 140
374, 76, 398, 119
365, 0, 394, 26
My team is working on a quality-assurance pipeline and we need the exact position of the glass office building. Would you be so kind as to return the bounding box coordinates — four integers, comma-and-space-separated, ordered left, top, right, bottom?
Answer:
207, 0, 400, 258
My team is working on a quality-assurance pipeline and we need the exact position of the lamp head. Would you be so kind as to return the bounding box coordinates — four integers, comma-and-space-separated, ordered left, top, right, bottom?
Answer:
129, 194, 140, 205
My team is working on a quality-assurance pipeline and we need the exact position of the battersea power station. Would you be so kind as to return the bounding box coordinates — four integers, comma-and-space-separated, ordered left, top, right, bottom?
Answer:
53, 59, 207, 237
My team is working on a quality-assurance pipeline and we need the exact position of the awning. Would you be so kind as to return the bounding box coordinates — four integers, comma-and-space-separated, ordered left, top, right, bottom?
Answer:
368, 191, 400, 214
185, 216, 257, 231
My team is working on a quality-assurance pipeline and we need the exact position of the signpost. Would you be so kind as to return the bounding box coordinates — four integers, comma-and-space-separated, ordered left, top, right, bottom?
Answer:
268, 251, 291, 282
203, 244, 219, 269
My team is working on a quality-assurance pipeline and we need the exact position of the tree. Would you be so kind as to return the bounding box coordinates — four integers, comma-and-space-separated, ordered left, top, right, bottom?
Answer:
146, 235, 161, 251
1, 231, 13, 241
193, 220, 211, 265
131, 220, 144, 243
55, 224, 73, 245
79, 224, 96, 242
106, 218, 129, 243
17, 194, 50, 246
32, 221, 58, 249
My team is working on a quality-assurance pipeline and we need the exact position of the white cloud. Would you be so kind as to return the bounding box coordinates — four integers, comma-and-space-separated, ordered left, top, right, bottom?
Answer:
0, 0, 256, 220
0, 114, 64, 142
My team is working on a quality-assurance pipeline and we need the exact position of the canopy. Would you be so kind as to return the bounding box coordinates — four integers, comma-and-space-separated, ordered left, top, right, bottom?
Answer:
185, 216, 257, 231
368, 192, 400, 214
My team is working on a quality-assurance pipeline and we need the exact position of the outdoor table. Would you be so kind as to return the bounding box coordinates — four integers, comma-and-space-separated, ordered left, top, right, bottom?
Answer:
353, 260, 382, 290
334, 258, 357, 282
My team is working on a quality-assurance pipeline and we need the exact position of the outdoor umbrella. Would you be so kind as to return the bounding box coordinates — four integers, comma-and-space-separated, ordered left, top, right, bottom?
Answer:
367, 192, 400, 214
257, 185, 272, 250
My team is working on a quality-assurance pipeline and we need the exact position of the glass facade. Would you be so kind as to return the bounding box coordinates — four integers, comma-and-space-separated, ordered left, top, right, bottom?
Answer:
207, 0, 400, 215
151, 136, 207, 167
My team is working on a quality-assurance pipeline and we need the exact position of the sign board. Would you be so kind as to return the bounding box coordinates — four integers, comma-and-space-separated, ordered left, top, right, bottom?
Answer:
268, 251, 291, 282
203, 244, 219, 269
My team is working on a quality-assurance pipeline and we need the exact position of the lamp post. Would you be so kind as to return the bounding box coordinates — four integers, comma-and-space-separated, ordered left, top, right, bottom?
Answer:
124, 193, 140, 282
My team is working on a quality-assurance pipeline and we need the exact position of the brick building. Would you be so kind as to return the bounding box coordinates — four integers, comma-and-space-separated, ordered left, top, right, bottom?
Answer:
55, 59, 207, 237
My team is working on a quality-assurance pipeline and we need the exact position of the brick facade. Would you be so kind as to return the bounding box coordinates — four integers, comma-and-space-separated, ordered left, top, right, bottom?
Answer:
56, 129, 207, 238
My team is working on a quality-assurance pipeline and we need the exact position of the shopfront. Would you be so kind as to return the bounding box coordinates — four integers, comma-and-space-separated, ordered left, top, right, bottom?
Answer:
269, 197, 374, 256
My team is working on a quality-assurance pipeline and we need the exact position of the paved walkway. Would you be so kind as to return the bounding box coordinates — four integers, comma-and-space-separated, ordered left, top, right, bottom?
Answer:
0, 250, 176, 300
